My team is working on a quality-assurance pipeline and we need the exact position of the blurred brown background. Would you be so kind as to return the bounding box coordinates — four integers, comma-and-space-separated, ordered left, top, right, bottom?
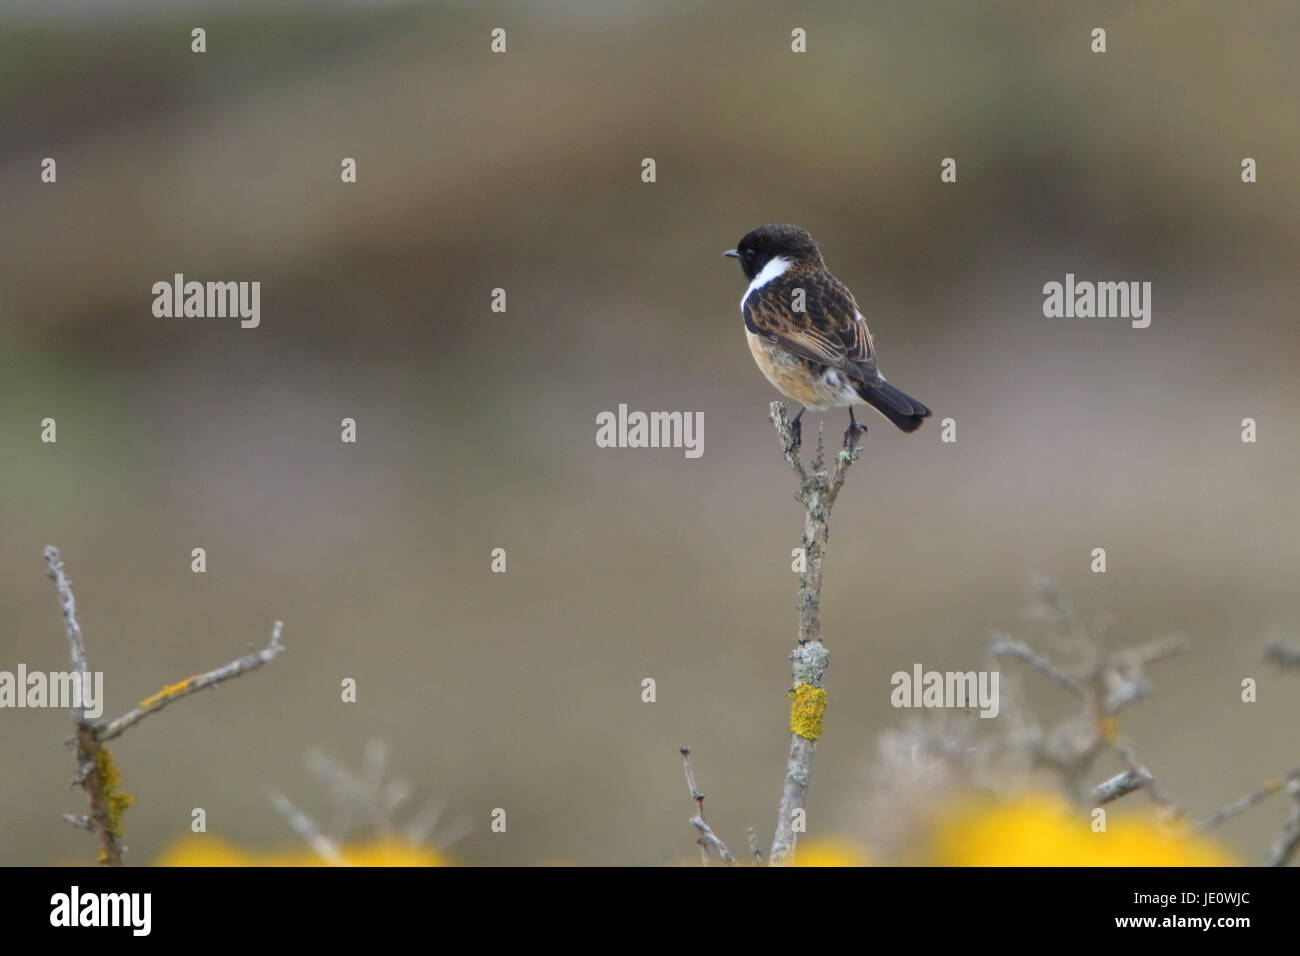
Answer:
2, 0, 1298, 865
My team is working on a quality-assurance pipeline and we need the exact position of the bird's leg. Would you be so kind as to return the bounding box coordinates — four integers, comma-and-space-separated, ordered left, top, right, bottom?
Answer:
789, 407, 805, 451
845, 406, 867, 449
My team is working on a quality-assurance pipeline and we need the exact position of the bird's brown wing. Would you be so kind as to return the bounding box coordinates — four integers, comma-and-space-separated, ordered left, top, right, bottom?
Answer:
743, 271, 879, 381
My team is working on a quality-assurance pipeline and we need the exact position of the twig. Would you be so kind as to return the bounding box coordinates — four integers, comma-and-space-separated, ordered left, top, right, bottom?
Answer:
1103, 636, 1187, 715
768, 402, 865, 866
44, 547, 88, 720
1196, 770, 1298, 834
991, 611, 1185, 814
45, 548, 128, 864
306, 742, 407, 836
1111, 739, 1176, 812
1093, 767, 1153, 805
43, 547, 286, 865
274, 743, 470, 855
680, 746, 708, 865
680, 746, 734, 864
1267, 779, 1300, 867
267, 790, 349, 866
1197, 767, 1300, 866
690, 816, 737, 864
99, 622, 284, 741
991, 636, 1090, 707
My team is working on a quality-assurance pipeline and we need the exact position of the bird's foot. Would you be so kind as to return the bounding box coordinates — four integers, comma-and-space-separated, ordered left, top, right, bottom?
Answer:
787, 416, 802, 453
843, 420, 867, 452
790, 408, 807, 450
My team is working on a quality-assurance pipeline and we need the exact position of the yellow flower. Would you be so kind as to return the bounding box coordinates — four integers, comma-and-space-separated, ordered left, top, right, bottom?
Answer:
793, 838, 871, 866
156, 835, 450, 867
927, 793, 1235, 866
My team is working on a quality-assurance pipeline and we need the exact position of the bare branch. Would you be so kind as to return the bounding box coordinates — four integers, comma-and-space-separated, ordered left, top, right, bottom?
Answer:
991, 635, 1090, 707
98, 621, 285, 741
1093, 768, 1152, 805
1196, 771, 1298, 834
43, 547, 88, 721
267, 790, 349, 866
768, 402, 807, 485
271, 743, 468, 856
1123, 635, 1188, 669
989, 602, 1187, 816
680, 746, 734, 864
1110, 740, 1177, 812
44, 548, 286, 865
745, 826, 763, 865
768, 402, 864, 865
1267, 779, 1300, 867
689, 816, 737, 865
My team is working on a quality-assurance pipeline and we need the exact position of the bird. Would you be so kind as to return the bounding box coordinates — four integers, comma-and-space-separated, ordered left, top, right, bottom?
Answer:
724, 224, 930, 442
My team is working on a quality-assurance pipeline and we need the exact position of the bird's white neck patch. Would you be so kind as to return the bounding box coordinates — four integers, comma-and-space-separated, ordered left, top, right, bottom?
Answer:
740, 257, 791, 311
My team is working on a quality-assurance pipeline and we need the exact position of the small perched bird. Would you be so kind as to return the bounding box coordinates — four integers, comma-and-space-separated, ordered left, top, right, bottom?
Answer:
725, 224, 930, 438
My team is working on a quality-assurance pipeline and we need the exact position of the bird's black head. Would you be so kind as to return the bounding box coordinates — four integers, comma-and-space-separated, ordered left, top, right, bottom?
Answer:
724, 224, 824, 280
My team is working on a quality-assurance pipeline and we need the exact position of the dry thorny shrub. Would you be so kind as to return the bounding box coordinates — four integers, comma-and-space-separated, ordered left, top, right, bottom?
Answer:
859, 575, 1300, 864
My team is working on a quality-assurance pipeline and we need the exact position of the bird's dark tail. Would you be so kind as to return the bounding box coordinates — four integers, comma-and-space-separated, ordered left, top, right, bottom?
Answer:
858, 381, 931, 433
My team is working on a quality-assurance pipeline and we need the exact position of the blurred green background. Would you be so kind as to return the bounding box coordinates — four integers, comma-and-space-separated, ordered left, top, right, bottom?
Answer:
2, 0, 1298, 865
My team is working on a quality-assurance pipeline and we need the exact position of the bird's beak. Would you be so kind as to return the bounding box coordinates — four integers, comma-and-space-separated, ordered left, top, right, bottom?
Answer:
723, 250, 740, 259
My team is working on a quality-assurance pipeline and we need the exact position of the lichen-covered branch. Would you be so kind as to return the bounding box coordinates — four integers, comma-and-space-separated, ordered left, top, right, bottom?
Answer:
1196, 769, 1298, 834
1195, 767, 1300, 865
991, 594, 1186, 815
43, 546, 285, 865
99, 621, 284, 742
45, 547, 129, 864
768, 402, 865, 866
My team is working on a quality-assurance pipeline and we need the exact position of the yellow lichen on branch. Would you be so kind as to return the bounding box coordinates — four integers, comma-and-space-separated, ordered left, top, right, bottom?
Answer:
789, 683, 827, 740
1098, 715, 1120, 745
138, 676, 199, 711
88, 745, 133, 864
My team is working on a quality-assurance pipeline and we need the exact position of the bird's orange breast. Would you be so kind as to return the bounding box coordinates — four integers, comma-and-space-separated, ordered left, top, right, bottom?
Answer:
746, 331, 853, 409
